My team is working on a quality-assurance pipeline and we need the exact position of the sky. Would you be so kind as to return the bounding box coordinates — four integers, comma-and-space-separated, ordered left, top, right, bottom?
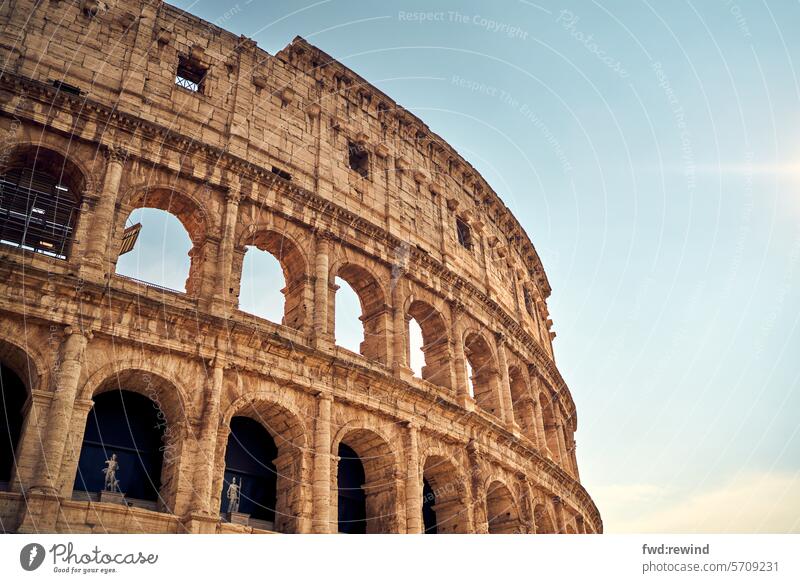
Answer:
120, 0, 800, 533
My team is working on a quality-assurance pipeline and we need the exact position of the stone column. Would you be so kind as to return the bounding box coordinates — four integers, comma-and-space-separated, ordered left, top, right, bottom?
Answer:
494, 334, 515, 427
313, 233, 332, 348
520, 477, 536, 534
83, 146, 126, 273
449, 301, 470, 405
467, 441, 488, 533
553, 496, 566, 534
568, 437, 580, 481
556, 419, 569, 468
33, 327, 90, 494
529, 369, 549, 453
576, 515, 586, 534
405, 422, 422, 534
391, 281, 409, 374
10, 390, 52, 493
214, 188, 241, 313
312, 392, 333, 533
192, 358, 224, 515
532, 398, 547, 452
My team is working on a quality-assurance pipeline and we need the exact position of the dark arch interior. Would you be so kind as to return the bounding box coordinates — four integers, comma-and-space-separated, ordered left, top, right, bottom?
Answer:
0, 362, 27, 485
74, 390, 165, 501
221, 416, 278, 522
0, 147, 84, 259
422, 477, 437, 534
337, 442, 366, 534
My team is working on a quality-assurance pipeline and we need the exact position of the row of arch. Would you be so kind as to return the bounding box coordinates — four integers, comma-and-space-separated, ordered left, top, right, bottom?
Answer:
0, 343, 588, 534
0, 145, 575, 473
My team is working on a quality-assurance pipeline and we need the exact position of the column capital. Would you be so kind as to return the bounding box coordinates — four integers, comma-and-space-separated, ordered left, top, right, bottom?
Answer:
316, 391, 334, 403
314, 228, 337, 242
102, 144, 129, 163
63, 325, 93, 341
448, 298, 466, 315
223, 188, 241, 204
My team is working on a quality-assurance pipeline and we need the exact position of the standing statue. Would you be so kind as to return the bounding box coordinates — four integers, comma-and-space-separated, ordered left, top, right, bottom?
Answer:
102, 454, 120, 493
226, 477, 241, 513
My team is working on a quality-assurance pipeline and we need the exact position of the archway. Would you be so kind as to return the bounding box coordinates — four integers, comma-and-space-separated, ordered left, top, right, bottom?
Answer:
219, 396, 308, 533
407, 300, 451, 389
0, 146, 85, 259
0, 361, 28, 487
539, 393, 561, 463
337, 442, 366, 534
509, 365, 536, 441
464, 332, 502, 418
237, 230, 308, 329
486, 481, 522, 534
114, 188, 208, 295
335, 428, 397, 533
334, 263, 388, 363
73, 390, 165, 502
422, 477, 437, 533
422, 455, 469, 533
221, 416, 277, 525
115, 208, 192, 292
534, 502, 556, 534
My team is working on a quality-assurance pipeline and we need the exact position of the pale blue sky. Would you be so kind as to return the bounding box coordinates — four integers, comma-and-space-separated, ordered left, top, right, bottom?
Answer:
122, 0, 800, 532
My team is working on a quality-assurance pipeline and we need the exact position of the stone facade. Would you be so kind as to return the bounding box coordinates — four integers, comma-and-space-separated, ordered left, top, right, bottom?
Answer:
0, 0, 601, 534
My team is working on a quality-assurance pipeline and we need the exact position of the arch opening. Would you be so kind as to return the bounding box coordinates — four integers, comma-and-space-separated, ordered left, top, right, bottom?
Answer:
534, 503, 556, 534
114, 188, 207, 295
334, 277, 363, 354
407, 301, 451, 389
0, 146, 85, 259
422, 478, 436, 533
422, 455, 469, 533
486, 481, 521, 534
464, 332, 501, 418
220, 398, 307, 533
0, 361, 28, 487
539, 393, 561, 462
509, 365, 535, 441
221, 416, 278, 524
334, 264, 387, 363
336, 428, 397, 533
337, 442, 366, 534
115, 208, 192, 292
74, 390, 165, 502
237, 230, 308, 330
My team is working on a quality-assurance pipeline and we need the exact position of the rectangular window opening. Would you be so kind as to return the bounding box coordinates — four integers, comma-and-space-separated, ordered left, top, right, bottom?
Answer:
456, 217, 472, 250
271, 166, 292, 181
175, 56, 207, 93
348, 142, 369, 179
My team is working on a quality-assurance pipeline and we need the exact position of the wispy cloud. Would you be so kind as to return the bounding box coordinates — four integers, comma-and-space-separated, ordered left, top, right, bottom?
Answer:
596, 471, 800, 533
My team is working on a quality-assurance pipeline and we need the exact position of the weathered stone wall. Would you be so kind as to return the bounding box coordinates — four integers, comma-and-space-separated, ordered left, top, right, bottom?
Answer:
0, 0, 600, 534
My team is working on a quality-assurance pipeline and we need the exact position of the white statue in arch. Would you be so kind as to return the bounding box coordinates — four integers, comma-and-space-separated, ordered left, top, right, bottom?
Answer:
227, 477, 241, 513
102, 453, 120, 493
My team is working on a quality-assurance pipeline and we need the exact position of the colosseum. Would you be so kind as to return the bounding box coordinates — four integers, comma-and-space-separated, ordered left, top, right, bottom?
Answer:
0, 0, 601, 534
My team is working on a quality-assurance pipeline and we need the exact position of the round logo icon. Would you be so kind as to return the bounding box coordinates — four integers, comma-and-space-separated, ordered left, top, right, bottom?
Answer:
19, 543, 46, 571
